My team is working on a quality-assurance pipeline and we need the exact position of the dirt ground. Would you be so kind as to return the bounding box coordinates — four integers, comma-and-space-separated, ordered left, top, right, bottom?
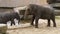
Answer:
7, 17, 60, 34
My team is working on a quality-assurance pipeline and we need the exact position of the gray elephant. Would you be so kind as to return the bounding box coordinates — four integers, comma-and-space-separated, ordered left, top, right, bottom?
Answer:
0, 12, 20, 26
24, 4, 56, 28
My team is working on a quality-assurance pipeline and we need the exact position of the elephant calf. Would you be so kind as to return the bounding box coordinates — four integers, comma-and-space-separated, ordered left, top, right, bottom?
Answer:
0, 12, 20, 26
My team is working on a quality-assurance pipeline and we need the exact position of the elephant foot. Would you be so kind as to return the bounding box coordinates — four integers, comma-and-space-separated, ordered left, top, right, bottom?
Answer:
47, 25, 50, 27
53, 25, 56, 27
30, 23, 34, 26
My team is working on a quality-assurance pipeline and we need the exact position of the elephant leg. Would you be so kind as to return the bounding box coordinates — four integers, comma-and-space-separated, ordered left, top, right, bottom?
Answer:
47, 19, 50, 27
11, 19, 15, 26
35, 16, 39, 28
11, 22, 13, 26
13, 21, 15, 25
51, 17, 56, 27
31, 15, 35, 26
16, 18, 20, 25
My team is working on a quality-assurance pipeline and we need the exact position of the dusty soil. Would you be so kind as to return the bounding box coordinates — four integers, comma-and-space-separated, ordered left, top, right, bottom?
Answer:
6, 17, 60, 34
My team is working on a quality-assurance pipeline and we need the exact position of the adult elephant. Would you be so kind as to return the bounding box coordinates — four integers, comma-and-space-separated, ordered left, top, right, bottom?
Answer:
0, 12, 20, 26
24, 4, 56, 28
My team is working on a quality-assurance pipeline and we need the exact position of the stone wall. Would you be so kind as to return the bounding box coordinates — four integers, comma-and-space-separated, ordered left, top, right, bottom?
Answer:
0, 7, 14, 13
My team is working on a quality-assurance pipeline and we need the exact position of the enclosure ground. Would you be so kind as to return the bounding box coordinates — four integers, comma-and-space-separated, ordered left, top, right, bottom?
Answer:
7, 17, 60, 34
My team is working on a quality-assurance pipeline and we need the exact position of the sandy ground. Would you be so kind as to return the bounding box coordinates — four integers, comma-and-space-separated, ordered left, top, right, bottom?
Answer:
6, 18, 60, 34
7, 4, 60, 34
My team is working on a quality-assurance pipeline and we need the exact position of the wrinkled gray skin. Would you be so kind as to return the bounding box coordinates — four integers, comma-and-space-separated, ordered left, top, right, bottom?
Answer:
0, 12, 20, 26
24, 4, 56, 28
